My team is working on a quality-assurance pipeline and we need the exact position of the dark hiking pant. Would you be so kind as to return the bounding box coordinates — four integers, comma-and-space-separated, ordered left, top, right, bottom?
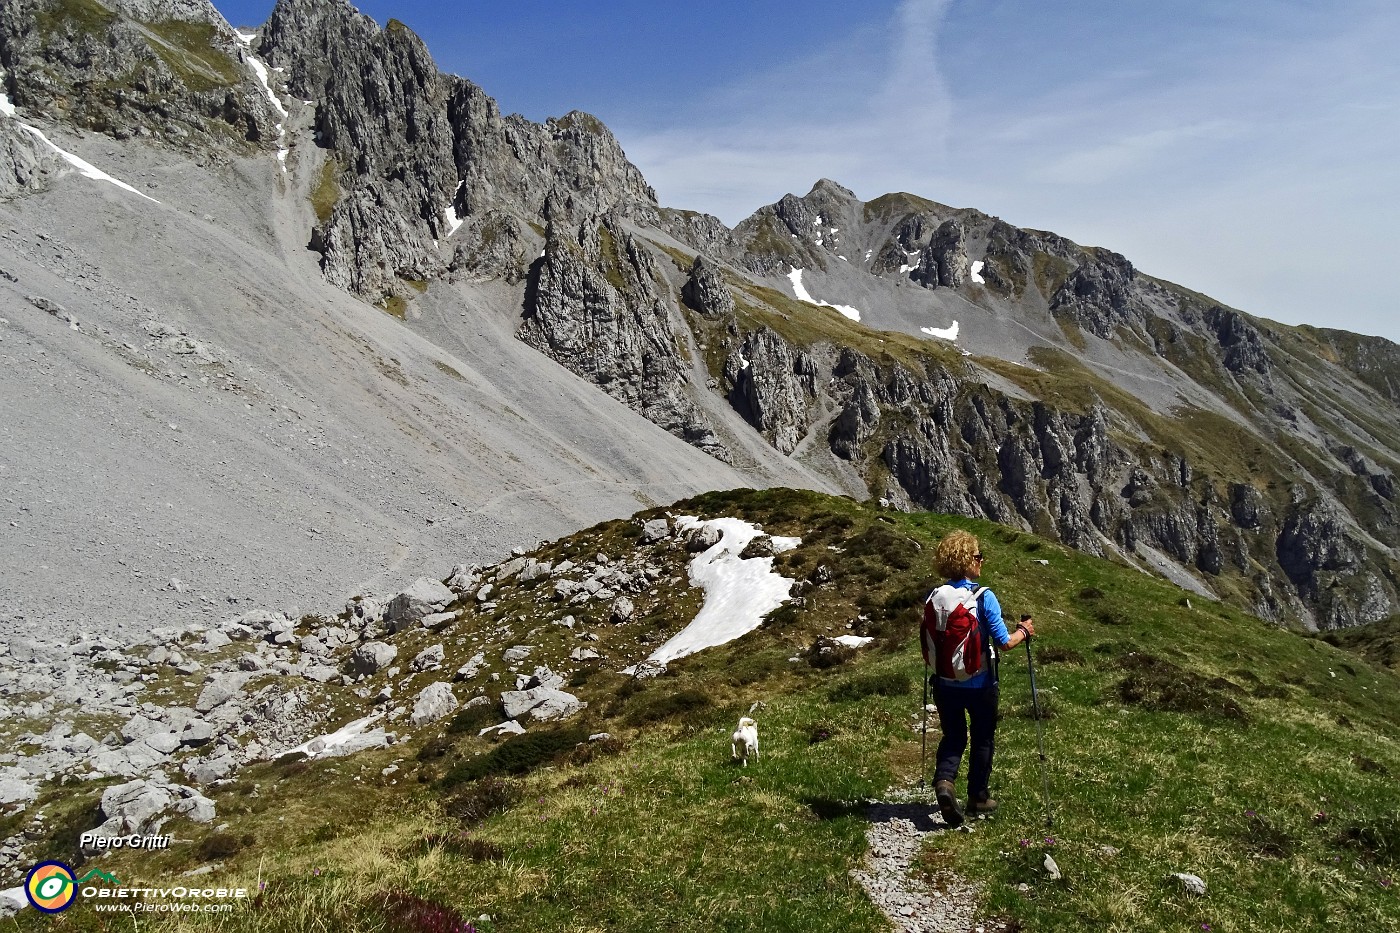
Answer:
933, 679, 1000, 801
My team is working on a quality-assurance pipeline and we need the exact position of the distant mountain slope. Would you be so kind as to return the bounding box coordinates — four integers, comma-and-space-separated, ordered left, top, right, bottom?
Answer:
0, 0, 1396, 632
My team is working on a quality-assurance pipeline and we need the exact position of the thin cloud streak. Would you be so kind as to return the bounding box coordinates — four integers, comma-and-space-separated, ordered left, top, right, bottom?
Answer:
625, 0, 957, 223
618, 0, 1398, 341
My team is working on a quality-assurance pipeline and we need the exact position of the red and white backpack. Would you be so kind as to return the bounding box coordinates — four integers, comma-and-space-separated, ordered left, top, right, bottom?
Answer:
922, 584, 992, 681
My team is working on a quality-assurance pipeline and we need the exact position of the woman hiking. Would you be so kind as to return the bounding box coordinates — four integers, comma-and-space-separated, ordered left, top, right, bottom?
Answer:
923, 529, 1034, 827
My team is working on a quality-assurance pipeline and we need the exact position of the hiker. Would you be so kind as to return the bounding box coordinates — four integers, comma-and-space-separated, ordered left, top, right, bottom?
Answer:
923, 529, 1034, 827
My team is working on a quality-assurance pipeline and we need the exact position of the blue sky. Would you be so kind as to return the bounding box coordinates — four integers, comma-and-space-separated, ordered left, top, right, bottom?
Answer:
213, 0, 1399, 343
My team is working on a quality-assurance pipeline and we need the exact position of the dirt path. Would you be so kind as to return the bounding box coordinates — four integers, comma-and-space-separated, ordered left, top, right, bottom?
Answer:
852, 790, 1012, 933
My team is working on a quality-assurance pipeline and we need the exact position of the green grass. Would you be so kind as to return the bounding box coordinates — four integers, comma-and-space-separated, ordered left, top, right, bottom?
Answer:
139, 20, 241, 93
20, 489, 1399, 932
310, 158, 343, 224
35, 0, 117, 39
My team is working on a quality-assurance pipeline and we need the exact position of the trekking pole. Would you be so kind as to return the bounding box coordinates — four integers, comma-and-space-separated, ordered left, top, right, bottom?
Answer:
920, 663, 930, 791
1024, 627, 1054, 828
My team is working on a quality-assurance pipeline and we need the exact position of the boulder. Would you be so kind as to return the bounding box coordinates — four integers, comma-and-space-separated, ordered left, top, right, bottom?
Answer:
641, 518, 671, 543
350, 641, 398, 676
502, 645, 532, 663
99, 779, 175, 834
410, 683, 458, 727
454, 652, 486, 681
421, 611, 455, 631
609, 596, 636, 624
411, 644, 445, 673
444, 564, 479, 592
180, 720, 214, 747
183, 751, 236, 785
501, 686, 586, 722
384, 578, 454, 629
142, 731, 183, 756
195, 673, 253, 714
685, 525, 723, 552
173, 793, 216, 824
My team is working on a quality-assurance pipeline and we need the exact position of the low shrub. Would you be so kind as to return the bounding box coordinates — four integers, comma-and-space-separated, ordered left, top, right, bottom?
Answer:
438, 727, 588, 789
623, 688, 711, 726
828, 671, 912, 702
442, 776, 522, 826
380, 892, 475, 933
446, 703, 500, 736
1113, 653, 1247, 722
197, 832, 254, 861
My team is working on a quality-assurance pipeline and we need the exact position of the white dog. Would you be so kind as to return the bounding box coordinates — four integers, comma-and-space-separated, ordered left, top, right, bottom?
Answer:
731, 716, 759, 767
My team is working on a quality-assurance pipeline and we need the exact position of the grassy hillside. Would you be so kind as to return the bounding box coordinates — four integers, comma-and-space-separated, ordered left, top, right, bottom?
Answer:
16, 489, 1399, 931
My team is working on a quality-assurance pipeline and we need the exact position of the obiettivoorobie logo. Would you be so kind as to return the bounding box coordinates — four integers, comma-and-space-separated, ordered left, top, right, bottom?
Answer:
24, 862, 123, 913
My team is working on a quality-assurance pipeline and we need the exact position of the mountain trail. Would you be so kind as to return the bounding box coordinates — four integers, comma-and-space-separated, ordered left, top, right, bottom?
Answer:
853, 793, 1008, 933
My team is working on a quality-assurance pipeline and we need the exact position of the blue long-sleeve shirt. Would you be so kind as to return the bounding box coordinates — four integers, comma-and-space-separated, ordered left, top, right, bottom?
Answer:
937, 579, 1009, 689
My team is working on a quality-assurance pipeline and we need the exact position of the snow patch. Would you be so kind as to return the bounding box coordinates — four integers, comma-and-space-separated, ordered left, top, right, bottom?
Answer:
244, 49, 289, 171
921, 320, 959, 342
970, 260, 985, 284
833, 635, 874, 648
442, 180, 465, 237
643, 516, 800, 666
283, 713, 388, 760
0, 93, 14, 118
787, 267, 862, 322
14, 123, 159, 202
0, 886, 26, 916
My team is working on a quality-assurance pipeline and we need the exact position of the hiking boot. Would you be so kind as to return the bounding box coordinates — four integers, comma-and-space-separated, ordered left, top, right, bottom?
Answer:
969, 795, 999, 815
934, 780, 964, 828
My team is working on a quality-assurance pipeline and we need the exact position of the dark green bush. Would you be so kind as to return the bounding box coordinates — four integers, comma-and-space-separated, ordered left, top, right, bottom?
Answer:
438, 727, 589, 789
828, 671, 912, 702
623, 688, 711, 726
442, 776, 523, 825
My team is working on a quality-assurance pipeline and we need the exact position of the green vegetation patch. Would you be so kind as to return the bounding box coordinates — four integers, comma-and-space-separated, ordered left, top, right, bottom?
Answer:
439, 725, 590, 789
140, 20, 241, 93
310, 158, 342, 224
1113, 652, 1248, 722
36, 0, 117, 40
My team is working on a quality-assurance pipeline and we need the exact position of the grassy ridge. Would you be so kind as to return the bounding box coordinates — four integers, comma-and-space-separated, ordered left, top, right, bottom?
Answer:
17, 489, 1398, 931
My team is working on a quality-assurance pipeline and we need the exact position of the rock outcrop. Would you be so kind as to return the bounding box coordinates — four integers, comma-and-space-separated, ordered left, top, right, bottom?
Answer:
519, 212, 729, 460
0, 0, 278, 150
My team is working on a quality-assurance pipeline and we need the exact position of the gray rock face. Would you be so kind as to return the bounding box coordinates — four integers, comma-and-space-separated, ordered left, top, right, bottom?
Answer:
0, 0, 277, 151
0, 120, 63, 198
724, 326, 818, 455
259, 0, 654, 301
409, 682, 457, 726
1205, 306, 1271, 377
1049, 249, 1137, 339
519, 213, 729, 461
350, 641, 397, 676
682, 255, 735, 317
913, 220, 970, 289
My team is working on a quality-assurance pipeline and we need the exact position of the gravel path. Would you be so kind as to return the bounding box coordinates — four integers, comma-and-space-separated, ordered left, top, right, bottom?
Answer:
852, 791, 1011, 933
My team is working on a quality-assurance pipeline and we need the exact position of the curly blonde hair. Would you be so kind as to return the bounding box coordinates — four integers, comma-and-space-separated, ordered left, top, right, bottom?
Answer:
935, 530, 981, 580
